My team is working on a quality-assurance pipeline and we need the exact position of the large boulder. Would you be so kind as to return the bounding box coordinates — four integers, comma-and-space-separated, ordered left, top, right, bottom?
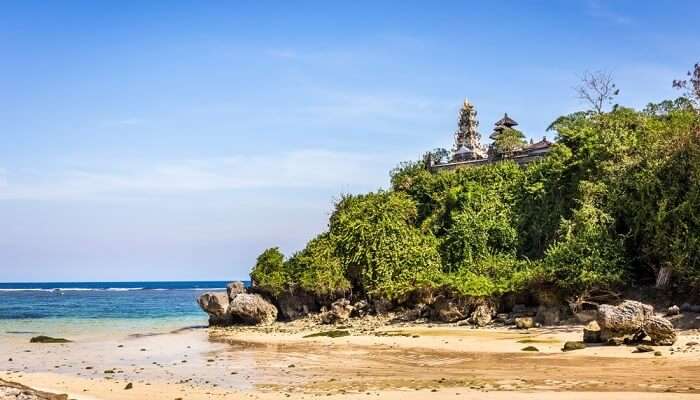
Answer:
583, 321, 602, 343
197, 292, 231, 325
596, 300, 653, 341
229, 293, 278, 325
515, 316, 534, 329
275, 290, 319, 320
226, 281, 246, 301
320, 298, 354, 324
535, 305, 561, 326
431, 298, 465, 322
643, 315, 677, 345
469, 303, 494, 327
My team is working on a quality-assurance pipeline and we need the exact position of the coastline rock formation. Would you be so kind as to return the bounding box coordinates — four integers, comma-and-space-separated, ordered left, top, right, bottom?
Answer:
320, 298, 353, 324
197, 282, 278, 326
0, 379, 67, 400
594, 300, 676, 345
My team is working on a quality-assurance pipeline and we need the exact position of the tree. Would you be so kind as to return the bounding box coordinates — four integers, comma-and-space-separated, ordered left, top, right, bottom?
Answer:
575, 70, 619, 114
492, 127, 526, 156
673, 62, 700, 108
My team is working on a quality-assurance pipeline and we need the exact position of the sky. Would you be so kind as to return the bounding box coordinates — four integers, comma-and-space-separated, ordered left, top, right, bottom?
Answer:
1, 1, 699, 282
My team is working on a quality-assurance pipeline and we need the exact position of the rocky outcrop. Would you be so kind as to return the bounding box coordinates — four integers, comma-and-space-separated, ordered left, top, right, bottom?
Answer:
515, 316, 534, 329
431, 298, 465, 322
595, 300, 676, 345
583, 321, 602, 343
642, 315, 677, 345
274, 290, 319, 320
320, 298, 354, 324
197, 282, 279, 326
197, 292, 231, 325
228, 293, 278, 325
535, 305, 561, 326
0, 379, 67, 400
226, 281, 245, 300
596, 300, 653, 341
469, 303, 494, 327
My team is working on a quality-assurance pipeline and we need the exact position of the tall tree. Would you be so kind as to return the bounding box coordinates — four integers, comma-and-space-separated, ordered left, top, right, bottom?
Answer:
574, 70, 619, 114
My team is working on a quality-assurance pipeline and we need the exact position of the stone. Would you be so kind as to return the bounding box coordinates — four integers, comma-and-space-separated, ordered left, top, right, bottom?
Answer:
574, 310, 598, 324
606, 337, 624, 346
535, 305, 560, 326
596, 300, 654, 341
643, 315, 677, 345
431, 298, 465, 323
320, 299, 354, 324
666, 305, 680, 316
583, 321, 602, 343
469, 303, 494, 327
0, 379, 68, 400
352, 300, 370, 318
124, 383, 133, 390
29, 336, 71, 343
635, 344, 654, 353
275, 290, 319, 320
226, 281, 246, 301
562, 341, 586, 351
521, 346, 539, 352
197, 292, 231, 325
515, 317, 534, 329
373, 298, 393, 314
228, 293, 278, 325
680, 303, 692, 312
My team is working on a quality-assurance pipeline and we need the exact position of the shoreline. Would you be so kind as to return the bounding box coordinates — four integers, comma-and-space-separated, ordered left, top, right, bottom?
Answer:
2, 316, 700, 399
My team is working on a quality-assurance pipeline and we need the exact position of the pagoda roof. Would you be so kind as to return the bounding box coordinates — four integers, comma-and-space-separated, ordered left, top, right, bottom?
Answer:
494, 113, 518, 127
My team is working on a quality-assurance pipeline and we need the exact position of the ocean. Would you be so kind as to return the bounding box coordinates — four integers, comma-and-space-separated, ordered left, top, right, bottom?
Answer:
0, 281, 248, 338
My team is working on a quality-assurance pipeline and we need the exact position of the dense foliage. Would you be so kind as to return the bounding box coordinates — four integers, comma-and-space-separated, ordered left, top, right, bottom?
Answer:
250, 94, 700, 305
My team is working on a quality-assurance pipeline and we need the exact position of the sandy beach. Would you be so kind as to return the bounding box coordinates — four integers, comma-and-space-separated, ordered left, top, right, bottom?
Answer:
3, 317, 700, 400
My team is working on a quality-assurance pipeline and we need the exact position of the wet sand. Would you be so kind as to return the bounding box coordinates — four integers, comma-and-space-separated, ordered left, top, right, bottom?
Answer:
2, 321, 700, 399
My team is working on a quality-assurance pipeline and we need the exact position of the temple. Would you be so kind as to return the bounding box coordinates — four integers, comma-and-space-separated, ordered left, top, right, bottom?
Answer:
429, 99, 553, 171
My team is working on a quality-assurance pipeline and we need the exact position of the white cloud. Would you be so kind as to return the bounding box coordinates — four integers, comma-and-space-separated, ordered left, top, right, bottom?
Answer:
0, 150, 397, 201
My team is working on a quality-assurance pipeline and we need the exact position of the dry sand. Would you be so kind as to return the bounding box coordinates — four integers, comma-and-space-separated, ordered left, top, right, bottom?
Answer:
2, 319, 700, 400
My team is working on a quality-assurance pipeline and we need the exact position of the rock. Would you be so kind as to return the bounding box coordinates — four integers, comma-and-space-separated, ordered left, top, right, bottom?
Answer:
515, 317, 534, 329
680, 303, 692, 312
469, 303, 494, 327
431, 298, 465, 323
606, 337, 624, 346
596, 300, 654, 341
320, 299, 353, 324
535, 305, 560, 326
29, 336, 71, 343
583, 321, 602, 343
397, 304, 428, 322
562, 341, 586, 351
635, 344, 654, 353
643, 315, 677, 345
574, 310, 598, 324
0, 379, 68, 400
229, 293, 278, 325
373, 298, 393, 314
654, 350, 662, 356
197, 292, 231, 325
226, 281, 246, 301
521, 346, 539, 352
352, 300, 370, 318
666, 305, 680, 316
124, 382, 133, 390
275, 290, 319, 320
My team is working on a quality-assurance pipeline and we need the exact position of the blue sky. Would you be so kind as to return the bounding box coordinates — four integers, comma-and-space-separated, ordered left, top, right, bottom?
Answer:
1, 1, 698, 282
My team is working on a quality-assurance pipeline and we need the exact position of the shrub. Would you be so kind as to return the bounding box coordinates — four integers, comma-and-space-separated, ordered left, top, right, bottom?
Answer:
250, 247, 288, 295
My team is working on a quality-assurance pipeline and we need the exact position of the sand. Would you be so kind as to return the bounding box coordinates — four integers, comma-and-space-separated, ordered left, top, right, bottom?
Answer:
2, 319, 700, 400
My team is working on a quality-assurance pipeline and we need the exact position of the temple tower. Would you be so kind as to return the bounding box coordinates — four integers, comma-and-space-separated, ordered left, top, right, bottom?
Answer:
452, 99, 487, 161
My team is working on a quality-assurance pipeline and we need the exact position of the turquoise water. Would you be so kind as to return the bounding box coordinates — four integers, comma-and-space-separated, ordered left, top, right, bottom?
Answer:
0, 281, 248, 338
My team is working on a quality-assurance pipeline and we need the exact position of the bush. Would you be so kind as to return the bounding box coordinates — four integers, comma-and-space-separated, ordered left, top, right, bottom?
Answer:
250, 247, 288, 295
286, 233, 350, 298
329, 191, 442, 300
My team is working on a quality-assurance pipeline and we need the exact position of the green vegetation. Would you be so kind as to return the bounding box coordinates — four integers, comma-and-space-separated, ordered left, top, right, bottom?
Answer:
29, 335, 72, 343
492, 127, 527, 155
250, 67, 700, 309
303, 330, 351, 338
